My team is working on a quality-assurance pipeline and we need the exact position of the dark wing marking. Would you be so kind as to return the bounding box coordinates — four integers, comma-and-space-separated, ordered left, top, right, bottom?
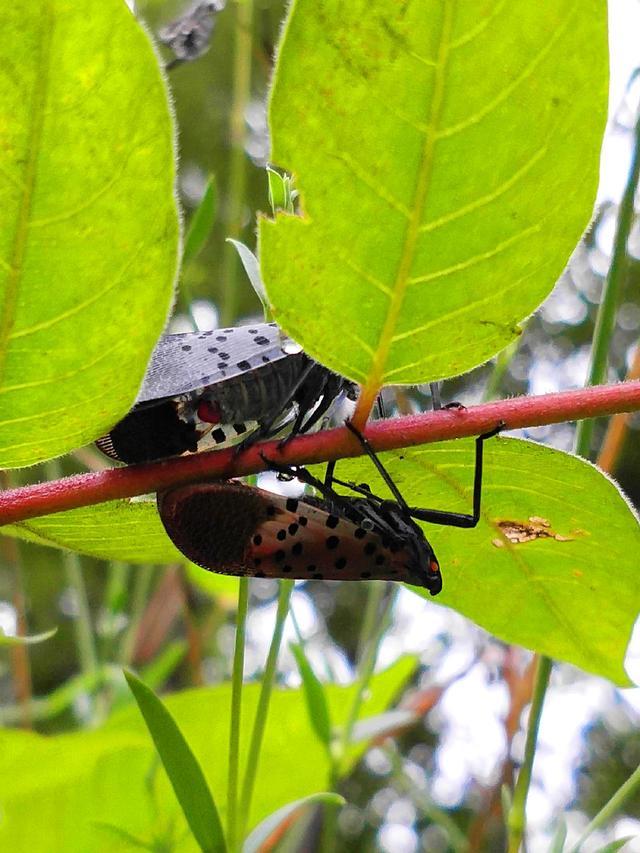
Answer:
137, 323, 293, 403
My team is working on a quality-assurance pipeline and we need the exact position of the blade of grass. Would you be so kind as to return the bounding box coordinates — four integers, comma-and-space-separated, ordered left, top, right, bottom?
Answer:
183, 175, 217, 268
290, 641, 332, 751
125, 670, 227, 853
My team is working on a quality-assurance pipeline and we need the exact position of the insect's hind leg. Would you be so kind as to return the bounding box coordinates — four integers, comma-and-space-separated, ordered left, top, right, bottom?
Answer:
409, 422, 504, 529
259, 453, 356, 517
344, 420, 411, 510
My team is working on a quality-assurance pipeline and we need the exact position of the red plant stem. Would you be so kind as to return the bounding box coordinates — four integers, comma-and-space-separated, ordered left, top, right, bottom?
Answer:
2, 381, 640, 526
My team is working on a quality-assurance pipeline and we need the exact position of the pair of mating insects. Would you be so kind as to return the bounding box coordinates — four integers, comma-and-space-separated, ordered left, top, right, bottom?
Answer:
98, 322, 501, 595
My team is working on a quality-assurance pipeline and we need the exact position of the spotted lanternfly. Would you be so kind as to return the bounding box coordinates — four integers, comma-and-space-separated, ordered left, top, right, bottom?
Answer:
159, 1, 224, 71
96, 322, 356, 464
156, 423, 502, 593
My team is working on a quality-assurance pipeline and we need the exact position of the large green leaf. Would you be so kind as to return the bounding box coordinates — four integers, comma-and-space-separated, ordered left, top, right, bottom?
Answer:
0, 658, 415, 851
326, 437, 640, 685
0, 0, 179, 468
4, 500, 184, 563
260, 0, 607, 387
3, 498, 242, 600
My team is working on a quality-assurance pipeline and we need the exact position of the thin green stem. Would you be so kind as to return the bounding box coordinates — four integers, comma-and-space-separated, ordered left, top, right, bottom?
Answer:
356, 580, 385, 663
568, 760, 640, 853
385, 744, 469, 853
238, 580, 294, 839
100, 561, 130, 662
45, 460, 104, 724
483, 339, 519, 402
504, 96, 640, 853
507, 655, 552, 853
227, 577, 249, 853
336, 584, 396, 777
319, 585, 395, 853
220, 0, 253, 326
120, 564, 155, 666
575, 109, 640, 457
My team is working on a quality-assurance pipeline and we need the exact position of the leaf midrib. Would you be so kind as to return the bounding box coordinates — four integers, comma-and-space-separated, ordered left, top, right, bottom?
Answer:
361, 1, 454, 406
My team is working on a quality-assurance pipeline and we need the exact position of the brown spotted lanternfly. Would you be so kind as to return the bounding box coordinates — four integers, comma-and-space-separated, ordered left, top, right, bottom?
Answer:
157, 423, 502, 594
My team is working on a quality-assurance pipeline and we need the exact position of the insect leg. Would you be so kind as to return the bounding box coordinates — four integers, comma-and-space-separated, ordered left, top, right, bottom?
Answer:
344, 421, 411, 511
430, 382, 442, 411
409, 423, 504, 529
260, 453, 358, 517
237, 359, 318, 454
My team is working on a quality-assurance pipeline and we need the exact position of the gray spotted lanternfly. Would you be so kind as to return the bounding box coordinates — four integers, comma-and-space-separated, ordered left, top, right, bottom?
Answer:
96, 322, 357, 464
159, 1, 224, 70
156, 423, 502, 593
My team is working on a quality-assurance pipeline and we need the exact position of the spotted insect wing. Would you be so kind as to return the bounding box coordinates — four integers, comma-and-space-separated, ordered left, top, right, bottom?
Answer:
157, 481, 443, 593
96, 322, 356, 464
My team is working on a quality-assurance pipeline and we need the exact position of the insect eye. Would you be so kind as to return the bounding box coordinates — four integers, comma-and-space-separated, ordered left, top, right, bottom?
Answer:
361, 518, 374, 531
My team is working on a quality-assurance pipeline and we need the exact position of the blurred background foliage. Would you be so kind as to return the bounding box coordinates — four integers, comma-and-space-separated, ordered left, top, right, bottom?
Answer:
2, 1, 640, 851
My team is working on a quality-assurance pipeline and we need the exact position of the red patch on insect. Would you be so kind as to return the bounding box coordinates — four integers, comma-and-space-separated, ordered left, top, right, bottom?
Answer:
196, 399, 222, 423
157, 482, 432, 586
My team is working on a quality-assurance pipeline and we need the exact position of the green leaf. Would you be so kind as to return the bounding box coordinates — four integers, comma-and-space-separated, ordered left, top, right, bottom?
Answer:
0, 0, 179, 468
323, 437, 640, 685
348, 709, 418, 744
0, 658, 413, 851
124, 671, 227, 853
266, 167, 297, 214
260, 1, 607, 387
289, 642, 332, 748
3, 500, 185, 564
242, 793, 345, 853
227, 239, 270, 314
0, 626, 57, 646
183, 175, 217, 267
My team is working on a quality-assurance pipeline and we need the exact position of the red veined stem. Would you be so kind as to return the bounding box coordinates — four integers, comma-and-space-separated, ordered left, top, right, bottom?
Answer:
1, 380, 640, 526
